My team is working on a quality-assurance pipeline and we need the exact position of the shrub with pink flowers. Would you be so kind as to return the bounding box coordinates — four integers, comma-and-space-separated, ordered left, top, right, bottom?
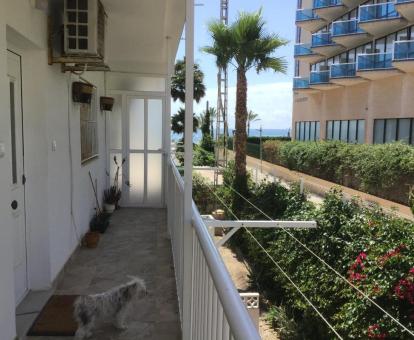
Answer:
195, 172, 414, 339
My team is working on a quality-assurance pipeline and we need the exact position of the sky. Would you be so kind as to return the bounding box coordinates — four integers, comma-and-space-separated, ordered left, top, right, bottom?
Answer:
173, 0, 297, 131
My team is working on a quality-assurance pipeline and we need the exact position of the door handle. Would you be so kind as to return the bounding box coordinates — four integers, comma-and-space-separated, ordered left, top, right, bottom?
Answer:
11, 200, 18, 210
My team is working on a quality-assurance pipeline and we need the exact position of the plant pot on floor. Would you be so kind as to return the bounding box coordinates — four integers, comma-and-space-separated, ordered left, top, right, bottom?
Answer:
84, 232, 100, 249
90, 212, 111, 234
104, 203, 116, 214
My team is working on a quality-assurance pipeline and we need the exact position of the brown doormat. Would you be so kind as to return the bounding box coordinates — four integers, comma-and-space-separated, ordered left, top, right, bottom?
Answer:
27, 295, 79, 336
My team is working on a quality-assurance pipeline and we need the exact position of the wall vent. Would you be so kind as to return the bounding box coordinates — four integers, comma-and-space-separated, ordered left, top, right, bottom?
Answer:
49, 0, 109, 72
64, 0, 105, 57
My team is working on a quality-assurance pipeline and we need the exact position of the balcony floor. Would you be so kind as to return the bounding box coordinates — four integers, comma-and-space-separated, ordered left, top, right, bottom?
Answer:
18, 208, 181, 340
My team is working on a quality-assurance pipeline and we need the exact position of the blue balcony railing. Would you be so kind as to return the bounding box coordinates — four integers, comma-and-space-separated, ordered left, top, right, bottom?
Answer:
296, 9, 320, 22
314, 0, 343, 9
294, 44, 316, 57
331, 63, 357, 78
394, 40, 414, 61
396, 0, 414, 3
310, 70, 330, 84
312, 32, 334, 47
332, 19, 365, 36
357, 53, 393, 71
293, 77, 310, 89
359, 2, 400, 22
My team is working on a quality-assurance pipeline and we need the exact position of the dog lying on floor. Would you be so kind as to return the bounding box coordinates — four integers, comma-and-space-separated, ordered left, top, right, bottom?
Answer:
73, 276, 147, 339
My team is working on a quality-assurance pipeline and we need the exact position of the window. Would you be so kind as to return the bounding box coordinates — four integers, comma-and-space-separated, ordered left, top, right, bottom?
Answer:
80, 91, 99, 162
295, 121, 320, 141
326, 119, 366, 143
327, 121, 333, 140
374, 118, 414, 145
66, 0, 89, 52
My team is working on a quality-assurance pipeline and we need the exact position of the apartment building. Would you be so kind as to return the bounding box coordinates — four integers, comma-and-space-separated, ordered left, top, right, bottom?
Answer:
293, 0, 414, 145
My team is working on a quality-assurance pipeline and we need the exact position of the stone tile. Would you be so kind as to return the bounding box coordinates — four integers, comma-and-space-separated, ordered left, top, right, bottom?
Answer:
23, 208, 181, 340
151, 321, 182, 340
16, 290, 53, 315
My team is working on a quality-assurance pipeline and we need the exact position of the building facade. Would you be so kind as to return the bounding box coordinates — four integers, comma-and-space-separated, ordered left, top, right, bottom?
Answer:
293, 0, 414, 145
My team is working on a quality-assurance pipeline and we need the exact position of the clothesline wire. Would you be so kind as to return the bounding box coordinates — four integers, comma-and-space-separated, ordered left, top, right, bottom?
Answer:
208, 179, 414, 337
205, 184, 344, 339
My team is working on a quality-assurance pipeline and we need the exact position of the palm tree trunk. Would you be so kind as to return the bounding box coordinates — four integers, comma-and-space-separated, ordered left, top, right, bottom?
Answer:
234, 68, 248, 204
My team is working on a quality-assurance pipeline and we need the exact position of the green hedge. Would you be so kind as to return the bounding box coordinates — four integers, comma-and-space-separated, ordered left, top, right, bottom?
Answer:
227, 136, 291, 149
193, 168, 414, 339
262, 141, 414, 205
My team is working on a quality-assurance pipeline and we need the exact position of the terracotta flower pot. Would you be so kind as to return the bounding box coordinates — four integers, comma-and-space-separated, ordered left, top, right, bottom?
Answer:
72, 82, 94, 104
100, 96, 115, 111
212, 209, 226, 236
84, 232, 100, 249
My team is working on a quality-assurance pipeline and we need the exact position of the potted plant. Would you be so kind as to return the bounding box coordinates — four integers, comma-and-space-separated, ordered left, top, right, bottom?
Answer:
100, 96, 115, 111
88, 171, 111, 234
72, 81, 94, 104
103, 186, 121, 213
90, 211, 111, 234
105, 156, 126, 210
83, 229, 100, 249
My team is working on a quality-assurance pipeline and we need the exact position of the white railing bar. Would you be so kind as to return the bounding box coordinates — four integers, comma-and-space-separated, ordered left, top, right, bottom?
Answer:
216, 227, 242, 248
358, 52, 393, 56
192, 203, 261, 340
310, 69, 330, 73
332, 18, 358, 24
360, 2, 394, 8
170, 160, 184, 193
331, 62, 356, 66
204, 220, 317, 229
394, 39, 414, 44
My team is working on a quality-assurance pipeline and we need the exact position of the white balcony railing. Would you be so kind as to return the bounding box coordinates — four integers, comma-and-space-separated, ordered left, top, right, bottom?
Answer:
167, 159, 260, 340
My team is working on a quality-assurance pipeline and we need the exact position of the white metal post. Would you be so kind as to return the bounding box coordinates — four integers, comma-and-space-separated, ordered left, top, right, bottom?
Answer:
183, 0, 194, 338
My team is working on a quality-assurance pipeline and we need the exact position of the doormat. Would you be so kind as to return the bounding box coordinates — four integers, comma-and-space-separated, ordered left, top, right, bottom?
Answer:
27, 295, 79, 336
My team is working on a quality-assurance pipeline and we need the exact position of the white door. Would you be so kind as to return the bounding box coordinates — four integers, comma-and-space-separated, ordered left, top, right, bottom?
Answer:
125, 97, 164, 207
7, 51, 28, 305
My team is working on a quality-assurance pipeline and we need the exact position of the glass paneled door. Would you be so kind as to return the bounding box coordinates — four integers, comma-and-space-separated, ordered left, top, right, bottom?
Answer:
126, 97, 164, 207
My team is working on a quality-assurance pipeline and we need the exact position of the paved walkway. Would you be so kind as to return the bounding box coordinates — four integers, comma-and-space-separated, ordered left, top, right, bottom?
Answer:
18, 208, 181, 340
222, 151, 413, 221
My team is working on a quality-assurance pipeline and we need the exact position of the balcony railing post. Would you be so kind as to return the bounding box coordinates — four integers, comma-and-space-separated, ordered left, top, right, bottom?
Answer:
183, 0, 195, 338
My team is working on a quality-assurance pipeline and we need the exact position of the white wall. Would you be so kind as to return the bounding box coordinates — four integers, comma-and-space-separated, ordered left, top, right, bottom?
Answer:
0, 0, 18, 337
4, 0, 107, 294
46, 70, 107, 280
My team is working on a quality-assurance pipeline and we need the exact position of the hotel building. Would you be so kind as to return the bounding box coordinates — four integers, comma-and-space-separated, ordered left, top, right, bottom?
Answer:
293, 0, 414, 144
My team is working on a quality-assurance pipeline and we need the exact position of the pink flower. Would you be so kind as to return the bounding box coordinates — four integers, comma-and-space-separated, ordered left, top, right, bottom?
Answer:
394, 268, 414, 305
378, 245, 406, 266
349, 253, 368, 282
368, 324, 387, 339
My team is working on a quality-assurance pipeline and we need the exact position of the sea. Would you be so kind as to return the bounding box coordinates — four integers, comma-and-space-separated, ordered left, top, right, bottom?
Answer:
172, 128, 290, 143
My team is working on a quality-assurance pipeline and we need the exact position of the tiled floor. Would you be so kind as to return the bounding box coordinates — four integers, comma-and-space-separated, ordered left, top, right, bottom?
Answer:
17, 208, 181, 340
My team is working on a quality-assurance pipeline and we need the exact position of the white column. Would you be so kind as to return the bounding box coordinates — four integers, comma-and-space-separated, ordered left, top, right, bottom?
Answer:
165, 36, 172, 159
0, 0, 18, 338
183, 0, 195, 338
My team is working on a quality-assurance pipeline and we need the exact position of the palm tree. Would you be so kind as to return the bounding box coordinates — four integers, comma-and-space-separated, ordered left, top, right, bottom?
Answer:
171, 58, 206, 104
247, 111, 260, 136
208, 107, 217, 139
171, 108, 199, 135
203, 9, 288, 199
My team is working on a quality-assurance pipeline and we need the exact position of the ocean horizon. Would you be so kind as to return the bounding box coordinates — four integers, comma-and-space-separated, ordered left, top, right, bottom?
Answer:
172, 128, 290, 143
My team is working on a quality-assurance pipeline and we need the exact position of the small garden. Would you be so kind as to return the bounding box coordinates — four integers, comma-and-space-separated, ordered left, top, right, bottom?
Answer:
193, 163, 414, 339
236, 139, 414, 206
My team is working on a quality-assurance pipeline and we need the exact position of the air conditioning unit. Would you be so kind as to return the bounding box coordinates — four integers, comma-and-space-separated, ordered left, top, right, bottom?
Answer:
63, 0, 106, 58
